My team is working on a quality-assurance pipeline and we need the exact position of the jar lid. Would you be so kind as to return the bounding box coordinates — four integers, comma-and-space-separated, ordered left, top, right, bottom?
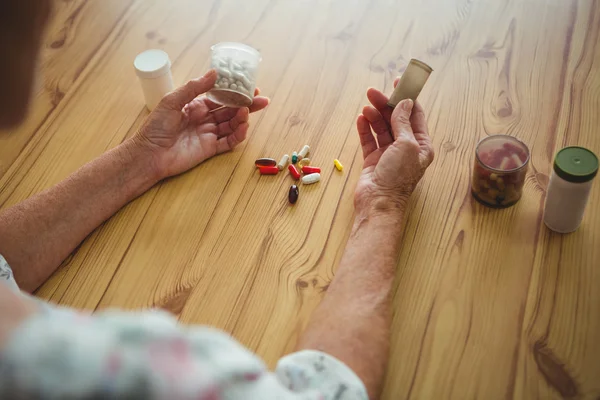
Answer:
134, 49, 171, 79
554, 146, 598, 183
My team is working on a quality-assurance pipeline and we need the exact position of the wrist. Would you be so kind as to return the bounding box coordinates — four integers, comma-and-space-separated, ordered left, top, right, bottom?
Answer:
353, 195, 407, 236
355, 192, 409, 220
121, 136, 164, 184
116, 138, 162, 192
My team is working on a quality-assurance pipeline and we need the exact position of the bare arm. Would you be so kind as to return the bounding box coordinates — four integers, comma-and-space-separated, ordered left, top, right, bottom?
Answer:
297, 202, 404, 399
0, 141, 157, 292
0, 70, 269, 292
297, 93, 434, 398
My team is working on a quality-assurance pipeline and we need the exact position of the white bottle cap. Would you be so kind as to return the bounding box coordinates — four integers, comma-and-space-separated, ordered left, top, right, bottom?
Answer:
134, 49, 171, 79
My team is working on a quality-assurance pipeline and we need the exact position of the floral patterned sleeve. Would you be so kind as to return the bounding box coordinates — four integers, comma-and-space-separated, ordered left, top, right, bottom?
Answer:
0, 255, 367, 400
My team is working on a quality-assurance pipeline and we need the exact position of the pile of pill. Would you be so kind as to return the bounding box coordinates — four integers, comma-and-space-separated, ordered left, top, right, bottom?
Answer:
254, 145, 343, 205
210, 57, 257, 107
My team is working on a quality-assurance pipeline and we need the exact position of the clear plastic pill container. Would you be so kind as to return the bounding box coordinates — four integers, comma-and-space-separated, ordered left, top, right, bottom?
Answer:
471, 135, 530, 208
207, 42, 261, 108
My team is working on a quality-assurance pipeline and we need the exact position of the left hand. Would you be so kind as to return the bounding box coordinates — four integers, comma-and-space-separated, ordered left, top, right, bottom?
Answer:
134, 69, 269, 180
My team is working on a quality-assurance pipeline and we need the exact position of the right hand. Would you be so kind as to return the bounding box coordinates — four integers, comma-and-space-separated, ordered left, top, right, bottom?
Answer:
354, 80, 434, 213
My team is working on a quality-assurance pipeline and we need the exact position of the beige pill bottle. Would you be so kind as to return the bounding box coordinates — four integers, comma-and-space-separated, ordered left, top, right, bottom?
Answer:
134, 49, 174, 111
543, 147, 598, 233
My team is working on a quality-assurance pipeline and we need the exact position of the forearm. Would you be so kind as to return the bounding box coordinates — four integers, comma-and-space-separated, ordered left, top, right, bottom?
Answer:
0, 138, 159, 292
297, 200, 406, 399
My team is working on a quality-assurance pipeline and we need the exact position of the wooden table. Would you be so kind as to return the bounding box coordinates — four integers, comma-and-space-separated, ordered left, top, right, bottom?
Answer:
1, 0, 599, 398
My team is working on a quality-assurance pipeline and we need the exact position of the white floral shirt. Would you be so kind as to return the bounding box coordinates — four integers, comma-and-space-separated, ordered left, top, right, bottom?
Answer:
0, 255, 367, 399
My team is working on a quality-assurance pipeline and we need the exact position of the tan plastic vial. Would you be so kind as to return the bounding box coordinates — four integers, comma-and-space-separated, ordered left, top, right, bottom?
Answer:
387, 59, 433, 107
134, 49, 174, 111
543, 147, 598, 233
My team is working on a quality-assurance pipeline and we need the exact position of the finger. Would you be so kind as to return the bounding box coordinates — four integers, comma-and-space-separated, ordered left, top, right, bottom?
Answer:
161, 70, 217, 110
362, 106, 393, 147
254, 87, 261, 96
410, 101, 434, 163
410, 100, 428, 135
216, 122, 249, 154
394, 76, 400, 87
390, 99, 415, 141
211, 106, 240, 123
366, 88, 393, 122
216, 107, 249, 136
357, 115, 378, 158
249, 96, 269, 113
202, 96, 269, 125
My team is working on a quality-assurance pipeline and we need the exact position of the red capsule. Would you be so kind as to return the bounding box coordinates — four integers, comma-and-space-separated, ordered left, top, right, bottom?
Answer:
289, 185, 299, 204
301, 166, 321, 174
259, 166, 279, 175
288, 164, 301, 179
255, 158, 277, 167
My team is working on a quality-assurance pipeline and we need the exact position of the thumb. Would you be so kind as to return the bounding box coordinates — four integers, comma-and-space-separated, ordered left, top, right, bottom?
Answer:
390, 99, 414, 140
160, 69, 217, 110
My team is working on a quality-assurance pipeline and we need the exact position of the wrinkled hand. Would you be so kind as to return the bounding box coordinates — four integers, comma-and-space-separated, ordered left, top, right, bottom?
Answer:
134, 69, 269, 180
354, 78, 434, 213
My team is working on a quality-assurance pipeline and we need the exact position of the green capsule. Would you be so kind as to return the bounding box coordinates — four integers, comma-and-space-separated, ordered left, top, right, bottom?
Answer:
291, 151, 298, 164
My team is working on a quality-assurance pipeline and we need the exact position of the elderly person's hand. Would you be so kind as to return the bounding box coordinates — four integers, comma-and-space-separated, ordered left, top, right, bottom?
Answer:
134, 69, 269, 180
354, 79, 434, 212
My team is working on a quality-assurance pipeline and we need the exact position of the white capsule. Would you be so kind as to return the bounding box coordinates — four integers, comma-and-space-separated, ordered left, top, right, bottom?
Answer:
218, 58, 228, 67
238, 86, 249, 95
220, 81, 229, 89
241, 75, 253, 89
298, 145, 310, 160
277, 154, 290, 170
230, 83, 238, 90
217, 67, 232, 78
302, 173, 320, 185
231, 70, 245, 81
214, 83, 220, 88
236, 80, 243, 87
231, 61, 242, 70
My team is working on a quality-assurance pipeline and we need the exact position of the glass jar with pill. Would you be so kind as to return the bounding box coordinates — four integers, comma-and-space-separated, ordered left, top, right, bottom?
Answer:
207, 42, 261, 108
471, 135, 530, 208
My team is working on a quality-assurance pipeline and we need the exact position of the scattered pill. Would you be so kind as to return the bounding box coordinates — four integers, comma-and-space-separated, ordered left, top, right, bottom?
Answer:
302, 173, 321, 185
259, 166, 279, 175
302, 166, 321, 174
288, 164, 301, 180
277, 154, 290, 170
292, 152, 298, 164
298, 145, 310, 160
334, 159, 344, 171
255, 158, 277, 167
289, 185, 299, 204
298, 158, 311, 168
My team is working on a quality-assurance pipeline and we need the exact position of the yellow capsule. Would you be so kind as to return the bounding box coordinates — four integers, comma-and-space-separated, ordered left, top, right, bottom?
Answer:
298, 158, 311, 168
334, 159, 343, 171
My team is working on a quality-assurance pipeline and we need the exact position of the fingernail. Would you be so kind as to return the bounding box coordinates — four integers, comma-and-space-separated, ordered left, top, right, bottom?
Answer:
401, 99, 414, 111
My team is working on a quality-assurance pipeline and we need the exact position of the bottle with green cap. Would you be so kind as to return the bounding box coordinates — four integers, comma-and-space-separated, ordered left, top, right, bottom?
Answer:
543, 146, 598, 233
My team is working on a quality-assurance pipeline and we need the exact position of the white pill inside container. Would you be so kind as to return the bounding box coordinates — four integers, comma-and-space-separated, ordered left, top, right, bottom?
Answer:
302, 173, 321, 185
207, 42, 261, 108
134, 49, 174, 111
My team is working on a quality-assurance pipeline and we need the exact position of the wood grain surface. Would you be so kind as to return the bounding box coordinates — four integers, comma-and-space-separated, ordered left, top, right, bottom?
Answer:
1, 0, 599, 398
